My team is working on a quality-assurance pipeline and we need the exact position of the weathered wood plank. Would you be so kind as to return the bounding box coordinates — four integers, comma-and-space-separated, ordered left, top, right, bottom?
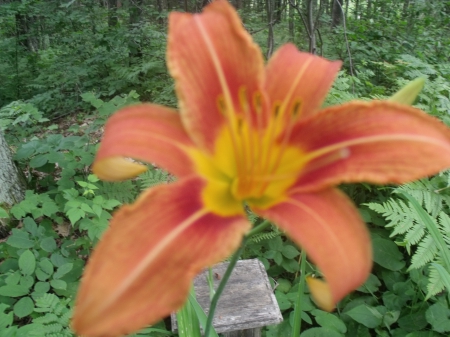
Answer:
171, 259, 282, 334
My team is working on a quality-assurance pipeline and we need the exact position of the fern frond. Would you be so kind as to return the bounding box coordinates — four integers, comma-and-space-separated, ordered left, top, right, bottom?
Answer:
100, 181, 137, 203
427, 264, 446, 298
138, 167, 171, 190
409, 235, 438, 270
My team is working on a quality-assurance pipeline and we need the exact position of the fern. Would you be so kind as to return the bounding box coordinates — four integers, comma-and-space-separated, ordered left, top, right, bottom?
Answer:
366, 177, 450, 298
138, 167, 172, 190
100, 180, 137, 203
28, 294, 74, 337
248, 230, 282, 243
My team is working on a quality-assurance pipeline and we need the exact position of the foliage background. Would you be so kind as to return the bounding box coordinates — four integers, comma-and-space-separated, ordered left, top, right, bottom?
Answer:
1, 0, 450, 336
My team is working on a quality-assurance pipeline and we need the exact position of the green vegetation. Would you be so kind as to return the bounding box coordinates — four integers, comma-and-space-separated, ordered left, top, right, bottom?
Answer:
1, 0, 450, 336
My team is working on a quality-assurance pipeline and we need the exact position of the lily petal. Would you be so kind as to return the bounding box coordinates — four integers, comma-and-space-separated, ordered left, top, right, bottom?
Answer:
93, 104, 195, 180
167, 0, 265, 151
72, 177, 250, 337
289, 101, 450, 193
254, 188, 372, 310
264, 44, 341, 119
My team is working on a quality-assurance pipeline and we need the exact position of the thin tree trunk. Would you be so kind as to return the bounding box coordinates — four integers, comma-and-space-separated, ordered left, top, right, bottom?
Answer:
289, 0, 295, 42
265, 0, 275, 58
0, 131, 25, 207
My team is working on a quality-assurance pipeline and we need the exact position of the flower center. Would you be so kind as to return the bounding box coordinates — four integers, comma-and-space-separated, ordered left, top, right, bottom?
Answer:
190, 88, 307, 216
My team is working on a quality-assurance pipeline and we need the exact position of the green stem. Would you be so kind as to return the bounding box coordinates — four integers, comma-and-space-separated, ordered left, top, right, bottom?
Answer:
292, 249, 307, 337
204, 237, 247, 337
247, 219, 271, 237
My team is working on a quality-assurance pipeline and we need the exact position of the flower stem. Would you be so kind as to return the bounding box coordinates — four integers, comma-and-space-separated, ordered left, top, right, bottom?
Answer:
203, 237, 248, 337
292, 249, 307, 337
247, 218, 271, 237
203, 219, 271, 336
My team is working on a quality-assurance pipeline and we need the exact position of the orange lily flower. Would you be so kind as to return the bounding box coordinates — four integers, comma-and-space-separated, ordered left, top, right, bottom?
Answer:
72, 1, 450, 336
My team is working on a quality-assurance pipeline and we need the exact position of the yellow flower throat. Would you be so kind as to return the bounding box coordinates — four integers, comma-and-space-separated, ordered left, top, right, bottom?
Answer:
190, 90, 307, 216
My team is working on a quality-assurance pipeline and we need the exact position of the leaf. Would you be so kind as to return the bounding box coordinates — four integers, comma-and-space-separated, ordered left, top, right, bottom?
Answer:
281, 245, 300, 259
40, 237, 57, 253
50, 279, 67, 290
18, 250, 36, 276
23, 217, 38, 236
39, 258, 54, 275
13, 297, 34, 318
357, 274, 381, 294
426, 302, 450, 333
372, 237, 405, 271
66, 207, 85, 224
311, 309, 346, 333
34, 282, 50, 294
300, 327, 344, 337
53, 263, 73, 279
29, 155, 48, 168
344, 304, 383, 328
6, 229, 34, 249
0, 285, 30, 297
0, 208, 9, 218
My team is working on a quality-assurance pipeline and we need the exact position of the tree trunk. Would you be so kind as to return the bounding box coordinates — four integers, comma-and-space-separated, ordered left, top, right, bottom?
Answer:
0, 131, 25, 207
331, 0, 342, 28
288, 0, 295, 42
265, 0, 275, 58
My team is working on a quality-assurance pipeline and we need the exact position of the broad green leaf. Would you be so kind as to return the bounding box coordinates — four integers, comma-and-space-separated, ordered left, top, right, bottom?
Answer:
53, 263, 73, 279
19, 275, 34, 289
372, 237, 405, 271
6, 230, 34, 249
0, 303, 14, 329
39, 258, 54, 275
5, 271, 21, 285
0, 208, 9, 218
18, 250, 36, 276
300, 327, 343, 337
13, 297, 34, 318
0, 285, 29, 297
311, 309, 347, 333
281, 245, 300, 259
425, 302, 450, 333
39, 237, 56, 253
50, 279, 67, 290
66, 207, 85, 224
35, 268, 51, 282
23, 217, 38, 236
398, 307, 428, 332
29, 155, 48, 168
345, 305, 382, 328
34, 282, 50, 294
357, 274, 381, 294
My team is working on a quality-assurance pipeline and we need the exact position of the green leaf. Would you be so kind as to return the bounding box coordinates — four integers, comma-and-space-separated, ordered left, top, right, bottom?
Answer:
357, 274, 381, 294
187, 291, 219, 337
311, 309, 347, 333
300, 327, 344, 337
50, 279, 67, 290
20, 275, 34, 289
281, 245, 300, 259
34, 282, 50, 294
345, 304, 383, 328
35, 268, 51, 281
66, 207, 85, 224
0, 208, 9, 218
39, 258, 54, 275
426, 302, 450, 333
29, 155, 48, 168
372, 237, 405, 271
6, 230, 34, 249
23, 217, 38, 236
0, 285, 29, 297
39, 237, 56, 253
53, 263, 73, 279
18, 250, 36, 276
13, 297, 34, 318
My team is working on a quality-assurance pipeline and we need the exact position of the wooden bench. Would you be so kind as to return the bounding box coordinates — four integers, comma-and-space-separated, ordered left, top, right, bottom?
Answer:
172, 259, 283, 336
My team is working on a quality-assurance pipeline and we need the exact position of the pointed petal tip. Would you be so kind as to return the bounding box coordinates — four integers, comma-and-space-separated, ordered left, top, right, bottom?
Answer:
389, 77, 425, 105
306, 277, 335, 312
92, 157, 147, 181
